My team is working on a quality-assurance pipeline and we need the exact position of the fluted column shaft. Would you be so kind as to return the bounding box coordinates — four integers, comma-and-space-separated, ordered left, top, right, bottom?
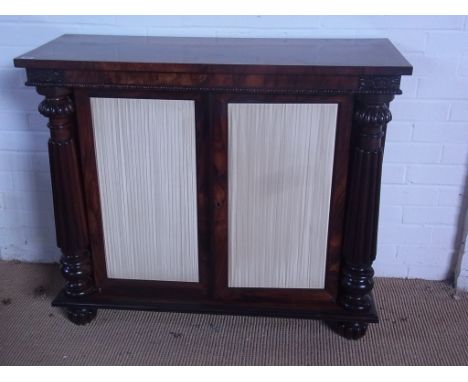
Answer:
37, 87, 95, 298
338, 94, 394, 312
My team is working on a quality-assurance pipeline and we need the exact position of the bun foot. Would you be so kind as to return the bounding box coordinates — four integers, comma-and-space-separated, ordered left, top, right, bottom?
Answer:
326, 321, 368, 340
66, 307, 97, 325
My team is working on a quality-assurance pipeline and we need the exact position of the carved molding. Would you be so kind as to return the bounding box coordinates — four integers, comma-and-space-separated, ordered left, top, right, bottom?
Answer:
359, 76, 401, 93
29, 81, 354, 95
59, 249, 94, 297
339, 262, 375, 311
25, 70, 403, 95
29, 81, 403, 95
27, 68, 65, 84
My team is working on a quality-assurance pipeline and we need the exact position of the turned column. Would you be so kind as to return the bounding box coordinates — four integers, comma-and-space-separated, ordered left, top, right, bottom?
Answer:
334, 93, 394, 339
37, 87, 97, 325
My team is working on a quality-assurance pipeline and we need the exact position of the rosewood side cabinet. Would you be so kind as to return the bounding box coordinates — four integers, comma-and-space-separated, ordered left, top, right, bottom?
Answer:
14, 35, 412, 340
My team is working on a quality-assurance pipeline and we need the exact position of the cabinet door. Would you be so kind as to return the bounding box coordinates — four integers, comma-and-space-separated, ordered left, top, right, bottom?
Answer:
74, 90, 210, 298
212, 94, 353, 303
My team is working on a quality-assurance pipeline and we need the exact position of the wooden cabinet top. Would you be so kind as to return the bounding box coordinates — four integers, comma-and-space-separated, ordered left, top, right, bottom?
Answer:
14, 34, 412, 76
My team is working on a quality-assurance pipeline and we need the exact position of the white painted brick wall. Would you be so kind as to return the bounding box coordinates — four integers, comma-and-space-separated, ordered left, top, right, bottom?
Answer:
0, 16, 467, 287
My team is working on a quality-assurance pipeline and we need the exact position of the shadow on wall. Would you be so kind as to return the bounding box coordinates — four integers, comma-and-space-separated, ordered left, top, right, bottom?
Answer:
452, 157, 468, 291
0, 67, 60, 263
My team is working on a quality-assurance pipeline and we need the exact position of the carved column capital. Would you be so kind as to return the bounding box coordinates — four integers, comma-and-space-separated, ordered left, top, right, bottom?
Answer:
38, 96, 75, 118
354, 103, 392, 126
37, 88, 77, 144
352, 94, 394, 155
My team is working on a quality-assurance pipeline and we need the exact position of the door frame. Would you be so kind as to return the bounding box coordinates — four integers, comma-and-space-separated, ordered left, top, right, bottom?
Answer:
73, 88, 211, 299
211, 93, 354, 304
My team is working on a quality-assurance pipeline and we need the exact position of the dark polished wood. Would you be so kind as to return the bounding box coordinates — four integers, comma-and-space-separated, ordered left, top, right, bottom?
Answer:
14, 34, 412, 76
327, 320, 369, 340
14, 35, 412, 339
330, 93, 395, 339
36, 86, 97, 325
211, 93, 352, 304
73, 89, 212, 299
340, 94, 395, 311
52, 289, 379, 323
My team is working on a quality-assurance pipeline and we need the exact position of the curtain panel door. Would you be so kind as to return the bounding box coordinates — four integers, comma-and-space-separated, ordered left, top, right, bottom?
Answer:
74, 90, 210, 298
212, 94, 353, 303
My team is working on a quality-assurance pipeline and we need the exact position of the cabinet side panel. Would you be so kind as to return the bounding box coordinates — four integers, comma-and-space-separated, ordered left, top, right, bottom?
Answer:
228, 103, 338, 289
90, 97, 199, 282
